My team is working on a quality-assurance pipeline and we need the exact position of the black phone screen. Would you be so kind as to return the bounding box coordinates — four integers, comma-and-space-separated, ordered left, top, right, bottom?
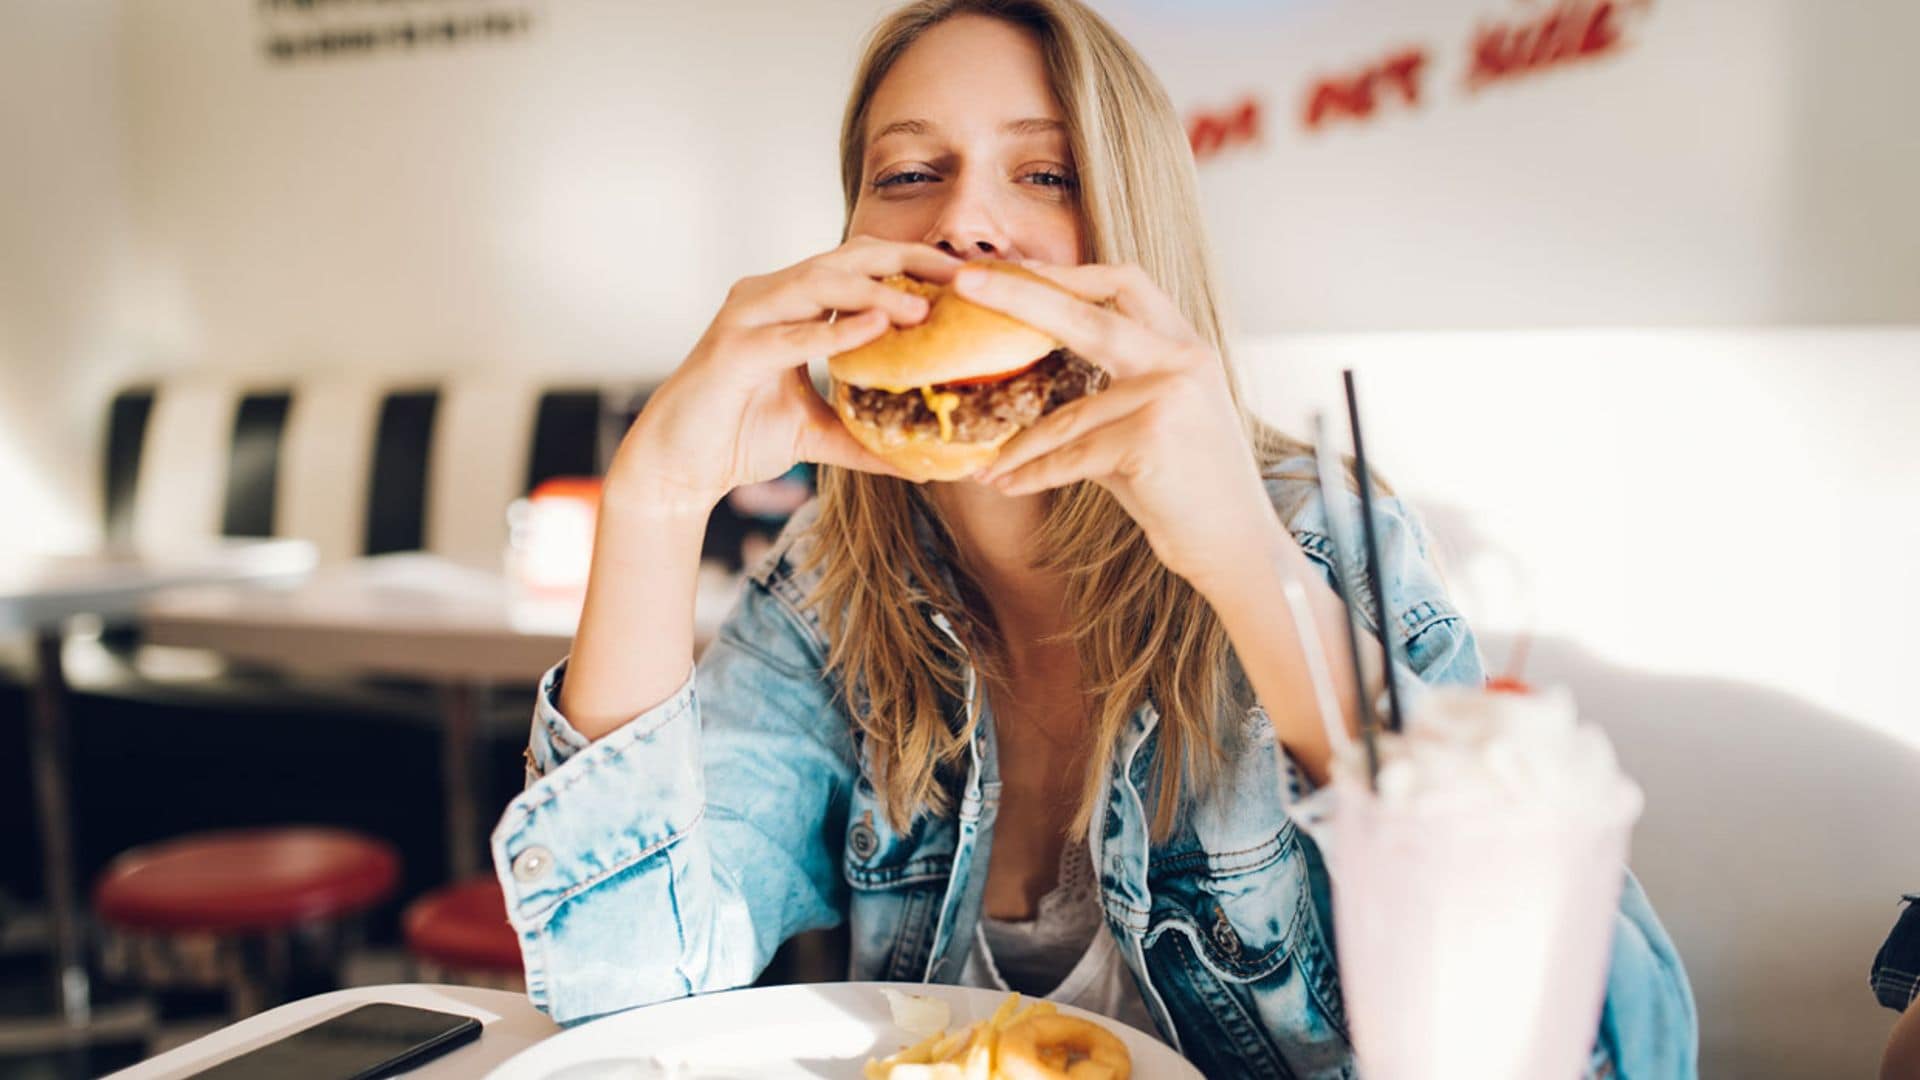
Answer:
187, 1003, 483, 1080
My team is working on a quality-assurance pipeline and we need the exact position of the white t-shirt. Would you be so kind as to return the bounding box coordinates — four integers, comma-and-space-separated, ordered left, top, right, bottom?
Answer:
957, 837, 1160, 1038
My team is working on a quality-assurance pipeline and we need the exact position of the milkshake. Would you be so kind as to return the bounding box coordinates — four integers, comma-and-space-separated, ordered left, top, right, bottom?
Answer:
1295, 685, 1642, 1080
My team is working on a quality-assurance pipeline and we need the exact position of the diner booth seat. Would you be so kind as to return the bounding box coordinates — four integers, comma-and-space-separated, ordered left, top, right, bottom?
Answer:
109, 373, 637, 566
92, 827, 400, 1017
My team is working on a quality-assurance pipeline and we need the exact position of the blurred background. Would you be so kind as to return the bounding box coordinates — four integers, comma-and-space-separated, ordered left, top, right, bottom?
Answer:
1, 0, 1915, 1076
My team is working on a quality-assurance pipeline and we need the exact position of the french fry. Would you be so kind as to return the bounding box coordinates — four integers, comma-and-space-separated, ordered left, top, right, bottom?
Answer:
927, 1026, 973, 1063
865, 1027, 946, 1078
986, 991, 1024, 1032
962, 1032, 994, 1080
1004, 999, 1057, 1030
872, 990, 1124, 1080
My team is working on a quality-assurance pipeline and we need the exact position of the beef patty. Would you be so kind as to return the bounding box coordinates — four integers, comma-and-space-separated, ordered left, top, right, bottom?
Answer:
840, 350, 1109, 443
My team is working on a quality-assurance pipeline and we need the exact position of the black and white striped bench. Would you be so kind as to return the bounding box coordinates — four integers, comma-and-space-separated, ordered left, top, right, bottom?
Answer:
101, 375, 644, 567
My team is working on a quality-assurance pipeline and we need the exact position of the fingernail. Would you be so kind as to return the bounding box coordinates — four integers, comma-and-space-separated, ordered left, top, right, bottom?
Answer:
955, 268, 987, 291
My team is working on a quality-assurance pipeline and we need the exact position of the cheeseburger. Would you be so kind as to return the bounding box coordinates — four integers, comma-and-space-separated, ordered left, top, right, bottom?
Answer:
827, 261, 1109, 482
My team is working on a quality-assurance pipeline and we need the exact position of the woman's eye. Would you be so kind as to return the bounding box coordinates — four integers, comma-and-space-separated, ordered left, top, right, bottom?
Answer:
873, 170, 936, 189
871, 168, 1076, 192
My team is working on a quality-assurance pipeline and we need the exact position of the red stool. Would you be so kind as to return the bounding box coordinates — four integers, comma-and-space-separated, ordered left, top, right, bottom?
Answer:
93, 827, 400, 1016
402, 877, 524, 990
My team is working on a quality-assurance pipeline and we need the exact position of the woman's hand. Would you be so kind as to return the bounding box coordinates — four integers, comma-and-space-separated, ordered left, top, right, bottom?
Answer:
959, 260, 1282, 591
607, 237, 962, 516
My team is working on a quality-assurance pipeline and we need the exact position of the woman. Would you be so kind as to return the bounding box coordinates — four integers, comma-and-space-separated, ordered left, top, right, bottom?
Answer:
491, 1, 1698, 1075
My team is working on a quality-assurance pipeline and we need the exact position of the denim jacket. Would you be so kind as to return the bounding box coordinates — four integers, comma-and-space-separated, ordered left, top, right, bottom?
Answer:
491, 458, 1699, 1079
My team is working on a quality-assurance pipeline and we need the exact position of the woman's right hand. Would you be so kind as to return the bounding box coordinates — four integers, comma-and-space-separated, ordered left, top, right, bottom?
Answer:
608, 237, 963, 516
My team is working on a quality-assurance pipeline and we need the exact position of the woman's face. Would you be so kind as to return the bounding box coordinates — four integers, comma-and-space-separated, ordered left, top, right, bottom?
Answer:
848, 14, 1085, 266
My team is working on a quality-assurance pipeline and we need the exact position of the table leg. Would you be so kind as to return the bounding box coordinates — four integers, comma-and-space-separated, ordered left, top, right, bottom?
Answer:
441, 682, 485, 881
28, 629, 90, 1025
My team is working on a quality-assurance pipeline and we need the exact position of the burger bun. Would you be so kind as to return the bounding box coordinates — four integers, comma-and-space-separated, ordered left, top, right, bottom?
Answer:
826, 261, 1063, 390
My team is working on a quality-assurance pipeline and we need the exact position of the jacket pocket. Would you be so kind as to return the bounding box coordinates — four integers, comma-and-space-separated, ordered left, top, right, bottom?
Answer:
841, 779, 955, 890
842, 778, 951, 982
1144, 825, 1352, 1079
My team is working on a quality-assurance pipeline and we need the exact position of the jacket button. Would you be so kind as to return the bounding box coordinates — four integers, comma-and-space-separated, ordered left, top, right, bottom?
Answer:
849, 819, 878, 860
1211, 909, 1242, 960
511, 845, 553, 884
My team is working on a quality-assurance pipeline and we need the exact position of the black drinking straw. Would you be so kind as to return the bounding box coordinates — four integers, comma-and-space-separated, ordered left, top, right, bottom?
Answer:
1344, 369, 1406, 736
1312, 413, 1381, 789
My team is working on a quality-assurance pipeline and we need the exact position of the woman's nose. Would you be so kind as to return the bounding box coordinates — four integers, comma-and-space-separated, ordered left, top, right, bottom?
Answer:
925, 180, 1011, 260
936, 237, 1000, 259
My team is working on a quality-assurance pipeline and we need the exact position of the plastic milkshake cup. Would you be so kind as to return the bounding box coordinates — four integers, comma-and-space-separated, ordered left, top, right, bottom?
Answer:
1295, 685, 1643, 1080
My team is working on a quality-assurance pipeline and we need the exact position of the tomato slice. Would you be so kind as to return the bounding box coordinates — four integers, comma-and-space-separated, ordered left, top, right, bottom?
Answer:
937, 359, 1040, 388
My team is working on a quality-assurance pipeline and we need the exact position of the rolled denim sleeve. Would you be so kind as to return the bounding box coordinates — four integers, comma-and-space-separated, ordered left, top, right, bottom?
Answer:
1267, 467, 1487, 696
521, 658, 616, 782
490, 577, 857, 1023
1262, 468, 1485, 814
1592, 870, 1701, 1078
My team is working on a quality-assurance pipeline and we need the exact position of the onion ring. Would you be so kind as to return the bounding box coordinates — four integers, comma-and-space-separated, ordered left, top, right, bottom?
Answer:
995, 1014, 1131, 1080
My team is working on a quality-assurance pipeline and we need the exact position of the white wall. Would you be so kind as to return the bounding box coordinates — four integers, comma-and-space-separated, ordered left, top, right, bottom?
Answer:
116, 0, 896, 378
1102, 0, 1920, 331
0, 0, 138, 552
1242, 328, 1920, 752
111, 0, 1920, 360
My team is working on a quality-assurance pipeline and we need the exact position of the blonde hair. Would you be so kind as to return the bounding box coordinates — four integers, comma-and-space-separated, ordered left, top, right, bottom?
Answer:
805, 0, 1310, 841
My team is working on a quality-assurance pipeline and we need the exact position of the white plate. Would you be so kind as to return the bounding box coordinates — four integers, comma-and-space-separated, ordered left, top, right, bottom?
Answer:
484, 981, 1201, 1079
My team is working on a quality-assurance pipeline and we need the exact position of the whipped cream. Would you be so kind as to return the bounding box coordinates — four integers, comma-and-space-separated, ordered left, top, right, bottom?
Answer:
1331, 685, 1641, 818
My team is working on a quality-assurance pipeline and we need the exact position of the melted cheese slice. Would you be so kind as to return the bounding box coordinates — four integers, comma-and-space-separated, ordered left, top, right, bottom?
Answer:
920, 386, 961, 443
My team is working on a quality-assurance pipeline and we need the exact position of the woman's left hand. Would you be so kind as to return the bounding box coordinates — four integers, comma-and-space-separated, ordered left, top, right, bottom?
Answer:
956, 260, 1284, 591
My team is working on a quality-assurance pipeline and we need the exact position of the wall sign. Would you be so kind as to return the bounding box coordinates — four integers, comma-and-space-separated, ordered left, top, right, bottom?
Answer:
255, 0, 534, 65
1466, 0, 1642, 90
1303, 46, 1427, 131
1188, 95, 1264, 163
1185, 0, 1652, 158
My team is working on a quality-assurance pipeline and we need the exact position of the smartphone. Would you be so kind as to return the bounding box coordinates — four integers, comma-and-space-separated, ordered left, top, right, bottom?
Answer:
186, 1003, 483, 1080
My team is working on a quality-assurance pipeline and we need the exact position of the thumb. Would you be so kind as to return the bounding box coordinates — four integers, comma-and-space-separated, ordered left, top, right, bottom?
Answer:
798, 418, 911, 479
792, 372, 910, 479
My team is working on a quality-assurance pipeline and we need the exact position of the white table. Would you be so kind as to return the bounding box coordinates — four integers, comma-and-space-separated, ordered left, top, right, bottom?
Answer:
141, 554, 737, 880
0, 539, 317, 1026
0, 540, 317, 637
141, 555, 577, 685
104, 983, 558, 1079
